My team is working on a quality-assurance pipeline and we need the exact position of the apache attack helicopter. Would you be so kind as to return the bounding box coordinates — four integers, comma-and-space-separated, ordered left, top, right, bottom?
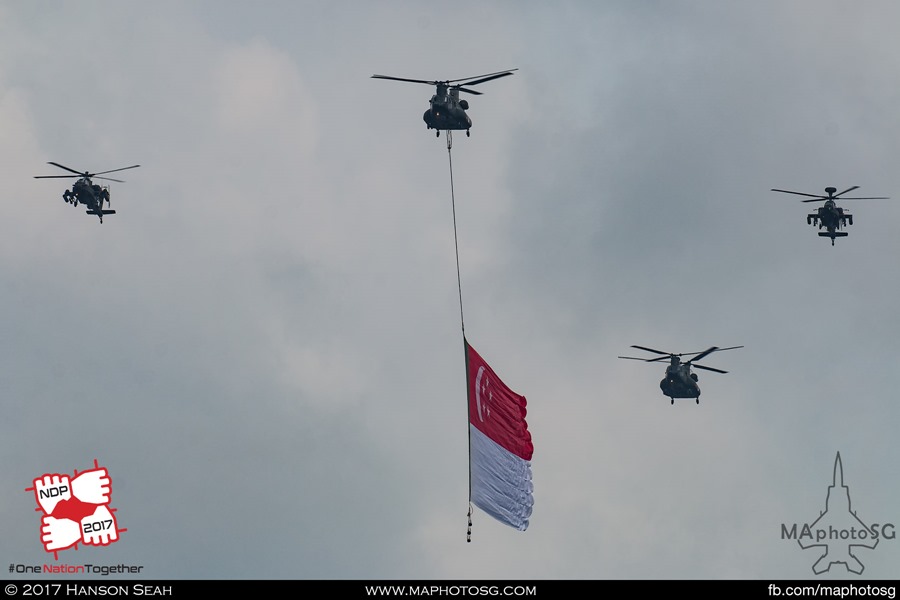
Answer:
371, 69, 517, 137
34, 162, 140, 224
770, 186, 890, 245
619, 345, 743, 405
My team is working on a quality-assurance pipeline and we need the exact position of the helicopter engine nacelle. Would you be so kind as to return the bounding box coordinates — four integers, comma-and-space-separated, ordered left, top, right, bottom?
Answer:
459, 99, 469, 110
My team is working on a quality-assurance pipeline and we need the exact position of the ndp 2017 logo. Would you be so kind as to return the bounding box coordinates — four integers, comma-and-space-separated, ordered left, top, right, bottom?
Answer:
25, 459, 126, 558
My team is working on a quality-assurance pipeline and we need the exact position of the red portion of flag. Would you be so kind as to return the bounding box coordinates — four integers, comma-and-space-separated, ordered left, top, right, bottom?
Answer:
466, 340, 533, 461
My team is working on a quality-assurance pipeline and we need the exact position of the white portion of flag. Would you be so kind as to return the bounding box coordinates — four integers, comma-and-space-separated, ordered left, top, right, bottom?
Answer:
470, 424, 533, 531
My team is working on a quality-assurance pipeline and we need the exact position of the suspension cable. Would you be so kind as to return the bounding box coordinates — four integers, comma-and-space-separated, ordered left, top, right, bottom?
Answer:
446, 129, 475, 542
446, 130, 465, 336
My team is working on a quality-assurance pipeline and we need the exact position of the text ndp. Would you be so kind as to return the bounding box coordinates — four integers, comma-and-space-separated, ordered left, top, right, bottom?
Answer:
39, 484, 68, 499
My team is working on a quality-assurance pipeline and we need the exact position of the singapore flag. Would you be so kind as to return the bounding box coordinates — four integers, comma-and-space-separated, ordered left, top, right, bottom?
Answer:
466, 339, 533, 531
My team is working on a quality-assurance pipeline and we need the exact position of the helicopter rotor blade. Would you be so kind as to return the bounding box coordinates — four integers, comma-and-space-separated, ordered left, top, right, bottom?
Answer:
47, 162, 87, 176
34, 174, 80, 179
618, 355, 670, 363
645, 355, 673, 363
691, 363, 728, 374
371, 75, 437, 86
94, 176, 125, 183
447, 69, 518, 86
711, 345, 744, 352
92, 165, 140, 176
456, 87, 483, 95
832, 186, 860, 198
688, 345, 744, 363
771, 188, 828, 200
687, 347, 719, 364
833, 196, 891, 200
629, 345, 671, 356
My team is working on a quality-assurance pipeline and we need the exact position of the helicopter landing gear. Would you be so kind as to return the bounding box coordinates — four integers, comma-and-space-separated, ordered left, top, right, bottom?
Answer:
436, 130, 440, 137
466, 129, 470, 137
670, 398, 674, 405
696, 398, 699, 404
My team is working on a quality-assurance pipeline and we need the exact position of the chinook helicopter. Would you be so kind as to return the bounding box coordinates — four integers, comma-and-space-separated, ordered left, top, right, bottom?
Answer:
34, 162, 140, 224
770, 186, 890, 245
371, 69, 517, 137
619, 345, 743, 404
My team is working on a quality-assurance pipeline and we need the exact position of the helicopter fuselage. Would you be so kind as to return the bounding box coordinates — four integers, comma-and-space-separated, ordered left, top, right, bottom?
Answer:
64, 178, 113, 223
660, 365, 701, 400
424, 96, 472, 132
807, 200, 851, 244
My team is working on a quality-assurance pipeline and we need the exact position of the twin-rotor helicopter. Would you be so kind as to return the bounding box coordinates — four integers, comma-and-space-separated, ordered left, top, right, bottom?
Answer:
371, 69, 517, 137
34, 162, 140, 224
619, 345, 743, 405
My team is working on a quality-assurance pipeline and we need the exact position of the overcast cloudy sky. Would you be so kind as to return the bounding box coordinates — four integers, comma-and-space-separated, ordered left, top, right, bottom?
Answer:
3, 1, 900, 580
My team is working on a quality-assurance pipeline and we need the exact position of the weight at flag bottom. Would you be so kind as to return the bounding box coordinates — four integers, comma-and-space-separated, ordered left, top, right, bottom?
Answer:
466, 339, 533, 531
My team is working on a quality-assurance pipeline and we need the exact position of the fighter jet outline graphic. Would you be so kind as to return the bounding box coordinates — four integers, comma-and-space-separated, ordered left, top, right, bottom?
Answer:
798, 452, 878, 575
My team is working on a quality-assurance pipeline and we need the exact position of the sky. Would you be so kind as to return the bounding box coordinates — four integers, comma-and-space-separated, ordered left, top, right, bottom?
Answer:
2, 1, 900, 581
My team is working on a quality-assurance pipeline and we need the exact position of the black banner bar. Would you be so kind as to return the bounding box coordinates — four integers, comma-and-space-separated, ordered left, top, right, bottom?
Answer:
2, 580, 899, 598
